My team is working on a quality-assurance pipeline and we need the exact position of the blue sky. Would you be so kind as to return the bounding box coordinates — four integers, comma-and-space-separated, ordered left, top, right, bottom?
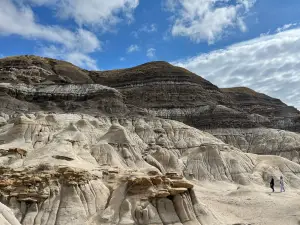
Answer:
1, 0, 300, 108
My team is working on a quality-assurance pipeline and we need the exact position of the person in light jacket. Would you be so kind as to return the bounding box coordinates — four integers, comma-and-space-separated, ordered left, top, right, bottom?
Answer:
280, 176, 285, 192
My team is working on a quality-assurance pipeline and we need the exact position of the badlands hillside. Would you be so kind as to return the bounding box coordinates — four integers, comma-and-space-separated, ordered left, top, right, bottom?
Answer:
0, 55, 300, 225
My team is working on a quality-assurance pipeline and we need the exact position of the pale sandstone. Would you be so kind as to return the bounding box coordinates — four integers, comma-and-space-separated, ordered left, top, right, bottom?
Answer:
0, 113, 300, 225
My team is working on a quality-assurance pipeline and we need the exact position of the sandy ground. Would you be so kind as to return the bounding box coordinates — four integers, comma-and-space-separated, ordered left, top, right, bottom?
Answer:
194, 181, 300, 225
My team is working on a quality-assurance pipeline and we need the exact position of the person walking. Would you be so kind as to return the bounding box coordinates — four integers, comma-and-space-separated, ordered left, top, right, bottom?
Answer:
280, 176, 285, 192
270, 177, 275, 192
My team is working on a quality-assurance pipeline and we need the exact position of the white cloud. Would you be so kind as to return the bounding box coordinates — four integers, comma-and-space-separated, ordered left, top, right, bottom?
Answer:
132, 23, 157, 38
163, 0, 177, 12
146, 48, 156, 58
164, 0, 256, 44
2, 0, 141, 68
65, 52, 99, 70
0, 0, 109, 69
40, 45, 99, 70
127, 44, 140, 53
3, 0, 141, 69
60, 0, 139, 29
20, 0, 57, 5
173, 28, 300, 109
74, 29, 101, 53
120, 57, 126, 61
276, 23, 298, 33
140, 24, 157, 33
0, 0, 101, 52
22, 0, 139, 30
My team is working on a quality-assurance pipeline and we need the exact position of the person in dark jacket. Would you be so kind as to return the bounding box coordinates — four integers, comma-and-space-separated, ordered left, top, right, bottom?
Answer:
270, 177, 275, 192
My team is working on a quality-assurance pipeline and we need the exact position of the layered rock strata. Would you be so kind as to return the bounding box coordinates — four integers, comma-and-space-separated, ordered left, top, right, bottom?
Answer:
1, 55, 299, 131
0, 83, 126, 114
1, 56, 300, 224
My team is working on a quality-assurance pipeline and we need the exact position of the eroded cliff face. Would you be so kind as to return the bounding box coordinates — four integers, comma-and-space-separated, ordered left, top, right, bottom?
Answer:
89, 62, 261, 129
222, 87, 300, 131
0, 83, 127, 114
0, 113, 300, 225
0, 113, 223, 225
208, 128, 300, 163
1, 56, 300, 225
0, 55, 93, 84
1, 56, 299, 131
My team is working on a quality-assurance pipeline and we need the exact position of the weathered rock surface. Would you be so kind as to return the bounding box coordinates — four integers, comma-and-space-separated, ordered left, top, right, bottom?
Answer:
1, 55, 299, 131
0, 83, 127, 114
1, 55, 300, 224
0, 113, 300, 224
0, 202, 21, 225
0, 55, 93, 84
208, 128, 300, 163
222, 87, 300, 131
89, 61, 300, 131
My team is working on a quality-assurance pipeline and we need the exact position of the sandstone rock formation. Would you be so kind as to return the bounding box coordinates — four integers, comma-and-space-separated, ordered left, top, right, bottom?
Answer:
0, 113, 299, 224
208, 128, 300, 163
0, 55, 300, 225
0, 202, 21, 225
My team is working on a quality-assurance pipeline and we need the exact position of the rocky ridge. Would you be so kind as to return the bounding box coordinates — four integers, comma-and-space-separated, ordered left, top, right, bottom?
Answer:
1, 55, 300, 224
0, 55, 299, 131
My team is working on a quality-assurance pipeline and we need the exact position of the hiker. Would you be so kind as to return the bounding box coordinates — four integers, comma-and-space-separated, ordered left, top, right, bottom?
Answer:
280, 176, 285, 192
270, 177, 275, 192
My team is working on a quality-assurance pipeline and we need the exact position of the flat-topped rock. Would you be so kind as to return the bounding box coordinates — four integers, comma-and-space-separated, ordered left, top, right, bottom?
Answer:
127, 174, 193, 198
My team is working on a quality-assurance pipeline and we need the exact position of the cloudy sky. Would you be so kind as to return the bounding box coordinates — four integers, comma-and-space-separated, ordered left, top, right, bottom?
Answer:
1, 0, 300, 108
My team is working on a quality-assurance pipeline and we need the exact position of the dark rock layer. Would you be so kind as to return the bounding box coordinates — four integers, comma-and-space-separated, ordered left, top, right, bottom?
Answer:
0, 55, 299, 131
0, 83, 127, 115
222, 87, 300, 131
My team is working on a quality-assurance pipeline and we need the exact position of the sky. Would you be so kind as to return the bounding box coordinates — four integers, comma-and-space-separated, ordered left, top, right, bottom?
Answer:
1, 0, 300, 108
